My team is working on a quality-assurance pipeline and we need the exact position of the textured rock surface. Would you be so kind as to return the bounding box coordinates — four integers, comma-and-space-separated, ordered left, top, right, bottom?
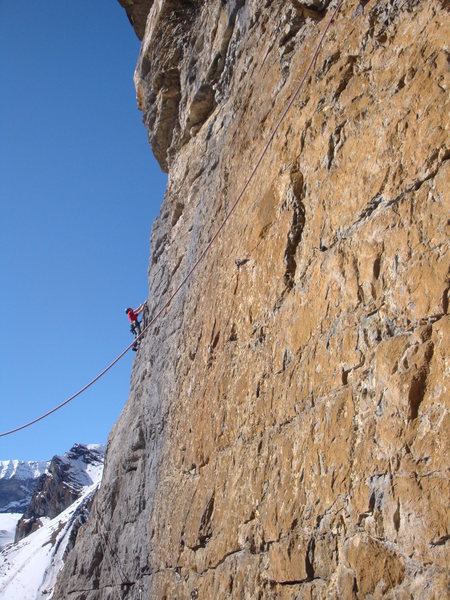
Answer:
55, 0, 449, 598
118, 0, 154, 40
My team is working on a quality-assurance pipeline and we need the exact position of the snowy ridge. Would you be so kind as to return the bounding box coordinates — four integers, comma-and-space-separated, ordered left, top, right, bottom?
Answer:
0, 460, 49, 481
57, 443, 105, 492
0, 460, 50, 515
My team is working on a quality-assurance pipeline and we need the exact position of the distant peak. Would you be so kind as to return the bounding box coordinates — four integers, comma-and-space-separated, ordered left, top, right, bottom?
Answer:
0, 460, 49, 481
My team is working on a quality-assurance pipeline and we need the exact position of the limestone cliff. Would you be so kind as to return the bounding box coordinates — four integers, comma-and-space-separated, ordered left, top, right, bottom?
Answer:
55, 1, 449, 598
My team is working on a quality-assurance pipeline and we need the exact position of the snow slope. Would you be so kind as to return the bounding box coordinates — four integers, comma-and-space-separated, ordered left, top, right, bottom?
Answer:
0, 513, 21, 550
0, 445, 105, 599
0, 484, 99, 599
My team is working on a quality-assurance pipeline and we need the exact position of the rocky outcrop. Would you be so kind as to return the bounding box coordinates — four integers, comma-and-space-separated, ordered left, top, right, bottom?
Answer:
118, 0, 153, 40
15, 444, 105, 542
55, 1, 449, 598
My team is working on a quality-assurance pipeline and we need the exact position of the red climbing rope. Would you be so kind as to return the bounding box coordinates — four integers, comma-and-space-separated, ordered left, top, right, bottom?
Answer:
0, 0, 344, 439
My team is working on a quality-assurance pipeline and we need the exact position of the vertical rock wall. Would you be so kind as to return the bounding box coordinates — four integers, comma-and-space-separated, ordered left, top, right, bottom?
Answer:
55, 1, 449, 598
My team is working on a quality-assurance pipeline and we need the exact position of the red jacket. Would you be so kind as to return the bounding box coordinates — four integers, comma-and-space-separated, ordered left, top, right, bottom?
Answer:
127, 310, 138, 323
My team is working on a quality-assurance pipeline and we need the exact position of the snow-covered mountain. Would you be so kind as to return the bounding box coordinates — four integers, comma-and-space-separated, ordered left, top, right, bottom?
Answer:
0, 443, 105, 599
0, 460, 48, 481
16, 443, 105, 541
0, 459, 49, 513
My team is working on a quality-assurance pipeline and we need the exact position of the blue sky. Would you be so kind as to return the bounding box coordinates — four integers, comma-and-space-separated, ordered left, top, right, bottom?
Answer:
0, 1, 167, 460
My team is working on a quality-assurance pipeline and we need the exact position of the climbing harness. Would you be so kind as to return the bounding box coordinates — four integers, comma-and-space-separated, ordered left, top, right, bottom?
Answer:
0, 0, 344, 439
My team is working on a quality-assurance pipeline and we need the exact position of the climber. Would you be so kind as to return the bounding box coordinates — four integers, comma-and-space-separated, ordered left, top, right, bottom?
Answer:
126, 303, 145, 351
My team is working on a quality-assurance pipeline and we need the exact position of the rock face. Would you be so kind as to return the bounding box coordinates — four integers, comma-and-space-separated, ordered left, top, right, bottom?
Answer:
55, 1, 449, 598
118, 0, 154, 40
15, 444, 105, 542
